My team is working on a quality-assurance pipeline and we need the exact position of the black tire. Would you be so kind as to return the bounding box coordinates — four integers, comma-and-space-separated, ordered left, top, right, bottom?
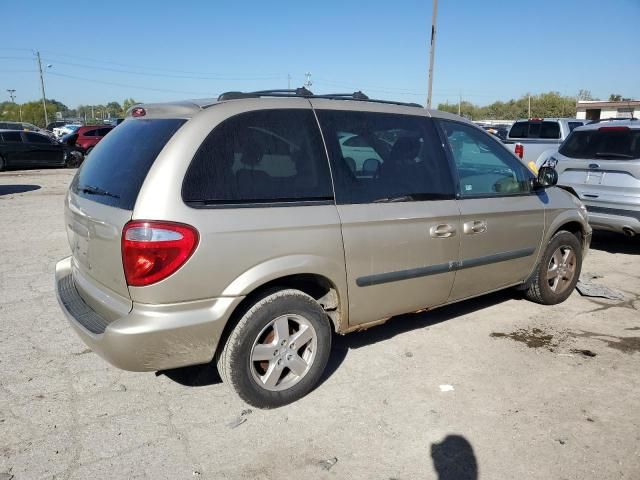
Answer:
0, 154, 5, 171
525, 230, 582, 305
217, 289, 332, 408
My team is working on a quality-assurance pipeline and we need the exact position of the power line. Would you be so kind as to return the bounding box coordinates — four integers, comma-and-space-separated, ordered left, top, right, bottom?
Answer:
47, 71, 217, 96
40, 50, 284, 79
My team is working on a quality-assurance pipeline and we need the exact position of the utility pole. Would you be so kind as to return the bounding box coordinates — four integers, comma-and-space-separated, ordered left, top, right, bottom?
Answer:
426, 0, 438, 109
287, 74, 291, 90
35, 51, 49, 126
304, 72, 312, 89
458, 92, 461, 116
7, 89, 16, 103
528, 94, 531, 118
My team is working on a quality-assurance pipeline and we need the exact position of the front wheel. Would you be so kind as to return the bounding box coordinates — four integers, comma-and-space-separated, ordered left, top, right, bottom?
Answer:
217, 289, 332, 408
525, 231, 582, 305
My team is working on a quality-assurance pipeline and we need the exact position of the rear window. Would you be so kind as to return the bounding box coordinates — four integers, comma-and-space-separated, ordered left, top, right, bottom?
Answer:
71, 119, 186, 209
509, 121, 560, 139
559, 128, 640, 160
182, 109, 333, 206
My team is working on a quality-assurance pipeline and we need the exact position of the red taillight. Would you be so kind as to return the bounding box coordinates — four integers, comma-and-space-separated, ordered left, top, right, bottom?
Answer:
131, 107, 146, 117
122, 221, 199, 287
514, 143, 524, 159
598, 126, 630, 131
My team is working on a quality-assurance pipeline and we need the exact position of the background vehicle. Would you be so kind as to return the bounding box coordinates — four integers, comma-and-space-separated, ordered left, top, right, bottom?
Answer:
73, 125, 114, 154
0, 129, 67, 170
53, 124, 82, 139
505, 118, 587, 168
54, 90, 590, 408
481, 124, 509, 142
552, 119, 640, 237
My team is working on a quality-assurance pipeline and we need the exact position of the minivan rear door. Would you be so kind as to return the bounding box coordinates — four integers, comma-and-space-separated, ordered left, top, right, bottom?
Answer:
66, 118, 186, 316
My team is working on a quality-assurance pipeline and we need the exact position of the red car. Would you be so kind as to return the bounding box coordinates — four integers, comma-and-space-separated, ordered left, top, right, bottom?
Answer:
74, 125, 114, 154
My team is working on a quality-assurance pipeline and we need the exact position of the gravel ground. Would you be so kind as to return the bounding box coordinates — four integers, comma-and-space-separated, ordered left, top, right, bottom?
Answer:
1, 169, 639, 480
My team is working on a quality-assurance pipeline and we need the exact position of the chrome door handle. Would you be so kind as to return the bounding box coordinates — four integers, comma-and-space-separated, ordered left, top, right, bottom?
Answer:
463, 220, 487, 235
430, 224, 457, 238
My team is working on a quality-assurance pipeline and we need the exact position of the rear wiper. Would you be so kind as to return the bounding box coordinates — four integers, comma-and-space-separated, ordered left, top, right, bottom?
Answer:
80, 184, 120, 199
594, 152, 633, 159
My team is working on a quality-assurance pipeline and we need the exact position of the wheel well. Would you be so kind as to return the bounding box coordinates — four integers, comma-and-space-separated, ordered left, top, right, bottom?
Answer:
555, 221, 584, 243
214, 274, 343, 361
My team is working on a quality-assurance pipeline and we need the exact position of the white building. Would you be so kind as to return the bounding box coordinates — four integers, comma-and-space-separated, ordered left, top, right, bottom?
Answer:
576, 100, 639, 121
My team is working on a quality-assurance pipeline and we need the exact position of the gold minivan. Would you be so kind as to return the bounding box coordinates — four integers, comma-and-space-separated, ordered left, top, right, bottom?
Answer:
55, 89, 591, 407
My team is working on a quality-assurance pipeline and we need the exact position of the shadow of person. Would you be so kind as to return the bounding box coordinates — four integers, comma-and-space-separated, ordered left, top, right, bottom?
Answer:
431, 435, 478, 480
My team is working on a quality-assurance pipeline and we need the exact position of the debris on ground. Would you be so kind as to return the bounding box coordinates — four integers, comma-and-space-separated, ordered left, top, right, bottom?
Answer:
241, 409, 252, 416
571, 349, 597, 357
439, 384, 454, 392
318, 457, 338, 471
404, 351, 413, 358
576, 279, 624, 300
226, 417, 247, 429
0, 473, 14, 480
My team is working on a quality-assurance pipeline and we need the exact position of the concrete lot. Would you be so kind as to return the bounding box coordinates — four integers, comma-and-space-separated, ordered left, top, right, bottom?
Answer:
1, 169, 639, 480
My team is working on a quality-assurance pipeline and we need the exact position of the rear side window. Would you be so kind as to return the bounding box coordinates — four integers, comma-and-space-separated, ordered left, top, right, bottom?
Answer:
24, 132, 50, 144
82, 129, 98, 137
1, 132, 22, 143
316, 110, 454, 204
568, 122, 584, 132
182, 109, 333, 206
71, 119, 186, 209
509, 121, 560, 139
560, 128, 640, 160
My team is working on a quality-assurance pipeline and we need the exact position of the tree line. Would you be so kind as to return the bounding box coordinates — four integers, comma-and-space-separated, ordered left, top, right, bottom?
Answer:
0, 98, 139, 127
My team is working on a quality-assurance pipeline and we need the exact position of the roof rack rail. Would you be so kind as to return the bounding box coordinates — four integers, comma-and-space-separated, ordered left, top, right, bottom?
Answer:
587, 117, 637, 124
217, 88, 422, 108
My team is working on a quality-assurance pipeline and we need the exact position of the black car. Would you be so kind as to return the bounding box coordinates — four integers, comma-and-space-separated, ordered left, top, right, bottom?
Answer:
0, 130, 67, 171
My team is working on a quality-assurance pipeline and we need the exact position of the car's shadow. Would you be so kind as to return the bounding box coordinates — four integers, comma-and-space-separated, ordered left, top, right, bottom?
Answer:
0, 184, 41, 196
160, 289, 515, 388
590, 230, 639, 255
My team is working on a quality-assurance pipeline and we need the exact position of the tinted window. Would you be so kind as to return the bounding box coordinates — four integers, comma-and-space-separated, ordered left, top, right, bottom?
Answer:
183, 109, 333, 205
316, 111, 454, 204
560, 129, 640, 160
82, 129, 98, 137
508, 121, 560, 139
97, 128, 113, 136
440, 120, 534, 196
568, 122, 584, 132
71, 119, 186, 209
24, 132, 50, 144
1, 132, 22, 143
508, 122, 528, 138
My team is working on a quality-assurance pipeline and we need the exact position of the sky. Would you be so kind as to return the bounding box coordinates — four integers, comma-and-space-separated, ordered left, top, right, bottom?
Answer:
1, 0, 639, 109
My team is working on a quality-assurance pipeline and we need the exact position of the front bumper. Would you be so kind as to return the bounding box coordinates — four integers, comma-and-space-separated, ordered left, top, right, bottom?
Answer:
55, 256, 243, 372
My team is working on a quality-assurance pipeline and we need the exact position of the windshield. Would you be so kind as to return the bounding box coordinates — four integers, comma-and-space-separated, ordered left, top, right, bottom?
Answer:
71, 118, 186, 209
559, 128, 640, 160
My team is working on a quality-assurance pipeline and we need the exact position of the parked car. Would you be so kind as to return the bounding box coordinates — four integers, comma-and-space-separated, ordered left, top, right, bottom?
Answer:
0, 121, 56, 140
505, 118, 588, 169
482, 124, 509, 142
46, 121, 70, 132
55, 90, 591, 408
551, 119, 640, 237
73, 125, 114, 154
0, 129, 68, 170
53, 124, 82, 139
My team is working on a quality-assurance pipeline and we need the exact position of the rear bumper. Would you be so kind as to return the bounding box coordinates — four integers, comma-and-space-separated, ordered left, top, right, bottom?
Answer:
586, 206, 640, 235
55, 256, 244, 371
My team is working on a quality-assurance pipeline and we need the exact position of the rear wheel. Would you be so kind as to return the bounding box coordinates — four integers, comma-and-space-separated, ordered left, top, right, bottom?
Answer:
217, 289, 332, 408
525, 231, 582, 305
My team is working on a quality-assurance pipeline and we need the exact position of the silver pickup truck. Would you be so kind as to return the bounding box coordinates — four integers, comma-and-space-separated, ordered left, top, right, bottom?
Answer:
505, 118, 587, 169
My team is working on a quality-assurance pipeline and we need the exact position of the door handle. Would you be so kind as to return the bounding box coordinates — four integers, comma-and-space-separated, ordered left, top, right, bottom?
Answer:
430, 224, 457, 238
463, 220, 487, 235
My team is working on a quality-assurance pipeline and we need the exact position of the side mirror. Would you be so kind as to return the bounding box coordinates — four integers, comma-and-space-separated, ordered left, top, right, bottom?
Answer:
533, 166, 558, 189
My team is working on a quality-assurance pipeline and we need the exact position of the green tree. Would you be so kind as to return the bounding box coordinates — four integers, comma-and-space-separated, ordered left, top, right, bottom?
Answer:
122, 98, 140, 114
609, 94, 622, 101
